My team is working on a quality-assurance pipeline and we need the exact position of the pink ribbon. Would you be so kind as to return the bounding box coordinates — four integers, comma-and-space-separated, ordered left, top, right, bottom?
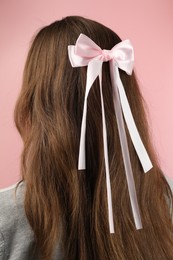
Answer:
68, 34, 153, 233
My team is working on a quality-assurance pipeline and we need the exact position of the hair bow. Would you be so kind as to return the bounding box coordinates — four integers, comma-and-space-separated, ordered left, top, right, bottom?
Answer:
68, 33, 153, 233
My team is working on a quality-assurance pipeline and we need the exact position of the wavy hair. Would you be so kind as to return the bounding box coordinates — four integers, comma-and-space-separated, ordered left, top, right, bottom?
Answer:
14, 16, 173, 259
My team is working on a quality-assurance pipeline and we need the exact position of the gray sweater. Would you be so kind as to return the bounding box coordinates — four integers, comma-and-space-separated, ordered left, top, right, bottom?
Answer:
0, 181, 64, 260
0, 176, 173, 260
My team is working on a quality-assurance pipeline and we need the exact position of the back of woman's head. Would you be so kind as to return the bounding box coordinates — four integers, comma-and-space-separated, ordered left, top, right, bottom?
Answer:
14, 16, 173, 260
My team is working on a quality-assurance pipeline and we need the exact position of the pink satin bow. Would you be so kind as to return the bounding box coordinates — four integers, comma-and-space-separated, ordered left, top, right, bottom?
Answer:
68, 33, 153, 233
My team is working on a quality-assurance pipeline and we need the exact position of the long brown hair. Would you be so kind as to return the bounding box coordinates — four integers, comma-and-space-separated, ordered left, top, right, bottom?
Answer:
14, 16, 173, 259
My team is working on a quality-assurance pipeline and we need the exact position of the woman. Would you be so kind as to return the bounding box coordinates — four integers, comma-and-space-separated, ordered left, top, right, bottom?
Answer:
0, 15, 173, 260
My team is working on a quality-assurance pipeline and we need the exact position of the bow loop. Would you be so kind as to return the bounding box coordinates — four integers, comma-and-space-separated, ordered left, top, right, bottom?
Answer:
111, 40, 134, 74
75, 33, 102, 58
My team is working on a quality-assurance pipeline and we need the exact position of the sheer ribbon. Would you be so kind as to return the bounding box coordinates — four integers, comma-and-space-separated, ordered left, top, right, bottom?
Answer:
68, 33, 153, 233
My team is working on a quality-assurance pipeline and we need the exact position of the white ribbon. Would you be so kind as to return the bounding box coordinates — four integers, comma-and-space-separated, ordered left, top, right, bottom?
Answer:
68, 33, 153, 233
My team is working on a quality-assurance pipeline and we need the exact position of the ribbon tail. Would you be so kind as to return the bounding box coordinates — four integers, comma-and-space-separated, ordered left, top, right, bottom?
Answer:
78, 95, 87, 170
99, 71, 115, 233
78, 59, 103, 170
109, 60, 143, 230
113, 65, 153, 173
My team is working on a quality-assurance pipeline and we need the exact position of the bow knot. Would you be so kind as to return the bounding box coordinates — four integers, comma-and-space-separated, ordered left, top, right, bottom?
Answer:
68, 33, 153, 234
101, 49, 114, 62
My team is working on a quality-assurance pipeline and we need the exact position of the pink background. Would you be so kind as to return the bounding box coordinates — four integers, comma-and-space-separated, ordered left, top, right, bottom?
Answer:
0, 0, 173, 188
